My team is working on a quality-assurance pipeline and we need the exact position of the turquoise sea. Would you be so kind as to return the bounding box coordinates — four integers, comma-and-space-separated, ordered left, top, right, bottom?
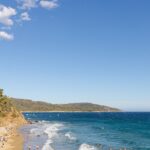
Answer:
21, 112, 150, 150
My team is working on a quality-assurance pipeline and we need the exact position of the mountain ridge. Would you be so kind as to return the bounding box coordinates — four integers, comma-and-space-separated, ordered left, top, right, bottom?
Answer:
11, 98, 121, 112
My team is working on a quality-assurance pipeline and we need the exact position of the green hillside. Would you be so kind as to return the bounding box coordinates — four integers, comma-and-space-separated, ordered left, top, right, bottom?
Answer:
11, 98, 120, 112
0, 89, 21, 118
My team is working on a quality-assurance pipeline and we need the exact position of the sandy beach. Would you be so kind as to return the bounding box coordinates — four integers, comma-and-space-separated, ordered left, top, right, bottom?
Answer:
0, 115, 26, 150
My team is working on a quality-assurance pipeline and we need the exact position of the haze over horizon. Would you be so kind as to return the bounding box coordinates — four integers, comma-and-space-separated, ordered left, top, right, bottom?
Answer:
1, 0, 150, 111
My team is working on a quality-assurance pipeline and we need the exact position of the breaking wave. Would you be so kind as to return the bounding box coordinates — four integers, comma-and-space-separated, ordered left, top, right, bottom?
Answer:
42, 123, 64, 150
79, 143, 97, 150
65, 132, 76, 140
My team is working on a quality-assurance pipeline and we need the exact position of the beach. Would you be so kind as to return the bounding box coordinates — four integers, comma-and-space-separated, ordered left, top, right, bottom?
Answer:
0, 115, 26, 150
1, 112, 150, 149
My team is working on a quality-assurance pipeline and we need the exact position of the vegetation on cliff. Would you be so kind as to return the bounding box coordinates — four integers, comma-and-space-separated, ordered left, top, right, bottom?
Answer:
0, 89, 23, 119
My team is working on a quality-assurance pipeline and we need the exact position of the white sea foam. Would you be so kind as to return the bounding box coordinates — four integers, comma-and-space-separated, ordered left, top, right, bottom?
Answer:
42, 123, 63, 150
65, 132, 76, 140
39, 120, 49, 124
30, 127, 44, 136
79, 143, 97, 150
42, 139, 53, 150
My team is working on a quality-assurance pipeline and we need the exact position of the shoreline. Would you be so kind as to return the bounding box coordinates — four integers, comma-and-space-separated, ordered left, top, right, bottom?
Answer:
0, 116, 26, 150
3, 125, 24, 150
11, 125, 24, 150
22, 111, 121, 113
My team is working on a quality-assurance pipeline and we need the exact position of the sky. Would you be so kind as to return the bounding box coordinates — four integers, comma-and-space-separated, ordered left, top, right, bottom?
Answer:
0, 0, 150, 111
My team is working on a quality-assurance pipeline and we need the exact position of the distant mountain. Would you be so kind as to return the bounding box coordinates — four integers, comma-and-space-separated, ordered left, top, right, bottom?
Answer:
11, 98, 120, 112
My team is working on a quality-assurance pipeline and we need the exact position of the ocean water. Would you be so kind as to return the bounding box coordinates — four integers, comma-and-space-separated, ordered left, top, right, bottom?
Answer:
21, 112, 150, 150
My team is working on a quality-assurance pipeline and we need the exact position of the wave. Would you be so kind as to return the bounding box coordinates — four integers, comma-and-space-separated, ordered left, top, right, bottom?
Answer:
79, 143, 97, 150
65, 132, 76, 140
42, 139, 53, 150
42, 123, 64, 150
30, 127, 45, 136
30, 128, 39, 134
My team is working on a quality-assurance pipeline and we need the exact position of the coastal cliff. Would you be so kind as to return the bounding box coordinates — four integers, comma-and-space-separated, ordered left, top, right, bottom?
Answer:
0, 89, 26, 150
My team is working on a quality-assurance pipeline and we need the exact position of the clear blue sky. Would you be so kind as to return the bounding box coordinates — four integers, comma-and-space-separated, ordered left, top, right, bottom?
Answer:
0, 0, 150, 111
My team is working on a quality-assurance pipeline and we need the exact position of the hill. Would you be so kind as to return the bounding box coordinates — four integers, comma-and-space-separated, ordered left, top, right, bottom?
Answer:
11, 98, 120, 112
0, 89, 20, 118
0, 88, 26, 126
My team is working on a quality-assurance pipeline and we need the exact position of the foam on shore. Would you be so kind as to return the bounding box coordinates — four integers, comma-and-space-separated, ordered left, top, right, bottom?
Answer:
42, 123, 64, 150
65, 132, 76, 140
79, 143, 97, 150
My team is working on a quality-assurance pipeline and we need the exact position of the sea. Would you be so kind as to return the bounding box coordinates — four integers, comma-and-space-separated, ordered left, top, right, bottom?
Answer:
21, 112, 150, 150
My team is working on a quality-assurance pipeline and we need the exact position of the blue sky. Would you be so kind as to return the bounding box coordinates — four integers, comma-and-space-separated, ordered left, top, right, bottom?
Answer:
0, 0, 150, 111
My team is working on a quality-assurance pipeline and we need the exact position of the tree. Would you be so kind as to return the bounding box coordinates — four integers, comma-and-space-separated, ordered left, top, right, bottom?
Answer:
0, 89, 3, 97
